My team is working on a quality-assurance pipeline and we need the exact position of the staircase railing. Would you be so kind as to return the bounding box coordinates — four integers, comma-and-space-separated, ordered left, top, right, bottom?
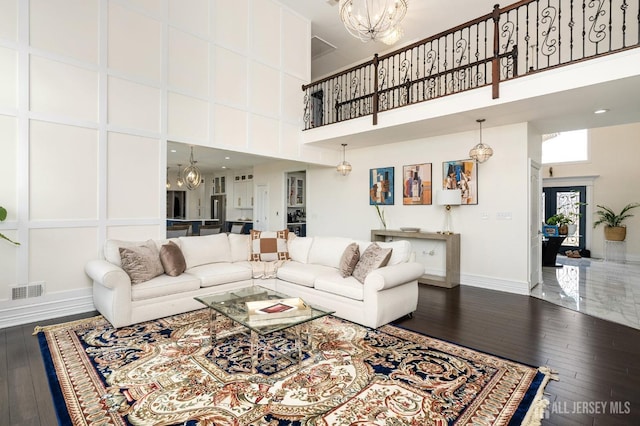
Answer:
302, 0, 639, 130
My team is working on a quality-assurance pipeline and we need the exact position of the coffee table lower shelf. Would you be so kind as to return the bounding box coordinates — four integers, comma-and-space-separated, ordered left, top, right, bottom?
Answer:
195, 286, 334, 375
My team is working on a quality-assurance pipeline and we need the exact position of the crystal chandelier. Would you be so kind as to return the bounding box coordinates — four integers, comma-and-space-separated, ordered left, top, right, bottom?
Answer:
183, 147, 202, 190
336, 143, 352, 176
339, 0, 408, 43
469, 119, 493, 163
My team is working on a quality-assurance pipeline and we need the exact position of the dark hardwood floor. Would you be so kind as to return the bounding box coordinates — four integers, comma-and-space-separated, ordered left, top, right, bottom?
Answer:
2, 284, 639, 425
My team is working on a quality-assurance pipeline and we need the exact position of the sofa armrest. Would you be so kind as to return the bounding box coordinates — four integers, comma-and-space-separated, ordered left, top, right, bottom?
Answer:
85, 259, 131, 289
364, 262, 424, 291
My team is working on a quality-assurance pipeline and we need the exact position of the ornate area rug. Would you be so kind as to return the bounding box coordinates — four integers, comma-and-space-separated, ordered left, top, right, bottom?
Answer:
36, 310, 555, 425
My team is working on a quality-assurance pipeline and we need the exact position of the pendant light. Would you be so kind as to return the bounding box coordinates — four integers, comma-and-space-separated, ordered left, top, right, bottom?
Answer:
183, 147, 202, 190
336, 143, 352, 176
469, 119, 493, 163
166, 167, 171, 189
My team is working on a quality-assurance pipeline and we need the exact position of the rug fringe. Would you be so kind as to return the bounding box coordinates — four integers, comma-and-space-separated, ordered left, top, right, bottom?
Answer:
521, 366, 559, 426
33, 315, 106, 335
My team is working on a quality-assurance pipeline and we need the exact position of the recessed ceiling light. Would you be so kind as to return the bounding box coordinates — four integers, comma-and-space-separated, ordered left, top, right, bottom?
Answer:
170, 149, 177, 153
222, 166, 227, 169
225, 156, 230, 160
594, 109, 608, 114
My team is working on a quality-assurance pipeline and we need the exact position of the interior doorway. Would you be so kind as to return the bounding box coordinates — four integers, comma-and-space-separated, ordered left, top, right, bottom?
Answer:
543, 186, 587, 253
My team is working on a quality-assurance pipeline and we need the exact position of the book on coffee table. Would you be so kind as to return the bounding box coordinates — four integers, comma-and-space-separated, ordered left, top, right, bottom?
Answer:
246, 297, 311, 323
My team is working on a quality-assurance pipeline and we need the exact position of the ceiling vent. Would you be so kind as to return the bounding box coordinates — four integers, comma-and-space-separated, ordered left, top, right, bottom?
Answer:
312, 35, 337, 60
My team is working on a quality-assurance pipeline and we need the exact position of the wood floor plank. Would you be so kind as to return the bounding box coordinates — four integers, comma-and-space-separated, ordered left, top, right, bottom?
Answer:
0, 329, 9, 423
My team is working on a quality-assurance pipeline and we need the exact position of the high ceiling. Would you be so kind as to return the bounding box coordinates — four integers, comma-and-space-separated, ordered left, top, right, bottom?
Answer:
168, 0, 640, 171
279, 0, 500, 81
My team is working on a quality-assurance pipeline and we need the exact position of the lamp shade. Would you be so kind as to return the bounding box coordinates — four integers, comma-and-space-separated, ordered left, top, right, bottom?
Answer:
437, 189, 462, 206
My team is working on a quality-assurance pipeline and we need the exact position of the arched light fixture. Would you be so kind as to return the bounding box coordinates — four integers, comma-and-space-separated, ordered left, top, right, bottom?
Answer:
183, 146, 202, 190
176, 164, 184, 188
336, 143, 352, 176
469, 119, 493, 163
339, 0, 408, 43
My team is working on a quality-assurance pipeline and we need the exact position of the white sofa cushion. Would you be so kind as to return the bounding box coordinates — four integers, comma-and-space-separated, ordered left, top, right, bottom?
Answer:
228, 233, 250, 262
186, 262, 252, 287
179, 234, 231, 269
288, 235, 313, 264
131, 273, 201, 301
378, 240, 412, 265
308, 237, 354, 269
277, 261, 335, 288
314, 271, 364, 301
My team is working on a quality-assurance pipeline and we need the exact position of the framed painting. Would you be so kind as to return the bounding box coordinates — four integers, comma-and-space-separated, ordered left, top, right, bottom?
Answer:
442, 160, 478, 205
369, 167, 394, 205
403, 163, 432, 205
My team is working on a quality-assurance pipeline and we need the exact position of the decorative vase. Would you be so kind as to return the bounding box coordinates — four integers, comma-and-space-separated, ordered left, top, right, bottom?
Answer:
604, 226, 626, 241
567, 224, 577, 235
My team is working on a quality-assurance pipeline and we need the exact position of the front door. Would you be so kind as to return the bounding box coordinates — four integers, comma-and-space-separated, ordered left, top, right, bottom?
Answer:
543, 186, 587, 252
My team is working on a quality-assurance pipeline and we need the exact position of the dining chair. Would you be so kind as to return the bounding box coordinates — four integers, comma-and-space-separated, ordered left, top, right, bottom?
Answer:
166, 224, 190, 238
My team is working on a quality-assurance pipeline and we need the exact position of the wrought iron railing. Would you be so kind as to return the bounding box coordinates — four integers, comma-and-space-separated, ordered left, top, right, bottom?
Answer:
302, 0, 639, 130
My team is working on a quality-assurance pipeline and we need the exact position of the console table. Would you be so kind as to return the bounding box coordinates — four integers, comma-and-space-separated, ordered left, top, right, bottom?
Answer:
371, 229, 461, 288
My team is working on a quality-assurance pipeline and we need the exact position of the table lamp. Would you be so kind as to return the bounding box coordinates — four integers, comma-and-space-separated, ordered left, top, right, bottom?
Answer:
437, 189, 462, 234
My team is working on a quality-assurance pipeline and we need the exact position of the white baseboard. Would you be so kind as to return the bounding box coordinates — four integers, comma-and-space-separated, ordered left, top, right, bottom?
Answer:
0, 288, 95, 330
460, 274, 530, 296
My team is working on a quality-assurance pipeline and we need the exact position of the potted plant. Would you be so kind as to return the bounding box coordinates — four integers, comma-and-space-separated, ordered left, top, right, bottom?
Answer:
593, 202, 640, 241
0, 206, 20, 245
546, 213, 571, 235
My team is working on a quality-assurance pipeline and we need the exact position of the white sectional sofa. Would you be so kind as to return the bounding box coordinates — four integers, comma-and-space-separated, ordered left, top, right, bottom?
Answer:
85, 233, 424, 329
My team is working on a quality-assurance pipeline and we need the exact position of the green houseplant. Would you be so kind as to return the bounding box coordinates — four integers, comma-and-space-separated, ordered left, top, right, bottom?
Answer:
0, 206, 20, 245
593, 202, 640, 241
546, 213, 571, 235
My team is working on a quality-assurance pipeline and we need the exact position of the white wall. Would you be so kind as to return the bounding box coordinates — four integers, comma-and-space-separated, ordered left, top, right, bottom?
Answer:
0, 0, 322, 328
307, 122, 534, 295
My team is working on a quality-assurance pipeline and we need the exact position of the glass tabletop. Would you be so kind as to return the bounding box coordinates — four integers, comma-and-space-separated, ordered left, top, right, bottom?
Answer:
195, 286, 334, 335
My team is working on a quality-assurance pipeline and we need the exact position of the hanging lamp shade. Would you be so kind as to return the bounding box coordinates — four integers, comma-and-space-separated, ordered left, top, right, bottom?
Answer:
469, 119, 493, 163
339, 0, 408, 43
337, 143, 352, 176
183, 147, 202, 190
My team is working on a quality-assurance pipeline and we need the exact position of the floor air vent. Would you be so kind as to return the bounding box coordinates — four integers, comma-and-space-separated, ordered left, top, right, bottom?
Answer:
12, 282, 45, 300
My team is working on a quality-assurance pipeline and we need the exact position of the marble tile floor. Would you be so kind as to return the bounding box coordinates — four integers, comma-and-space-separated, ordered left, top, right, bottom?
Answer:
531, 254, 640, 330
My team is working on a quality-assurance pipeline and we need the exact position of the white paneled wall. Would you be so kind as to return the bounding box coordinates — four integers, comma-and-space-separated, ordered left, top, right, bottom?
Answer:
0, 0, 316, 327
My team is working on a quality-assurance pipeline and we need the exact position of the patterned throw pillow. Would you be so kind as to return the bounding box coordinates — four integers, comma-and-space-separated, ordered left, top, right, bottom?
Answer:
159, 241, 186, 277
250, 229, 290, 261
339, 242, 360, 278
352, 243, 393, 284
119, 240, 165, 284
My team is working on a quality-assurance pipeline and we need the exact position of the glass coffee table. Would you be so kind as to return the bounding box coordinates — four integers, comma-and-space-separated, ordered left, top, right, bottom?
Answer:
195, 286, 334, 374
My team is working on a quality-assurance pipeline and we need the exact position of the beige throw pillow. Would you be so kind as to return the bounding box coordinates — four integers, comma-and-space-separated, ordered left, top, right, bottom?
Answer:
119, 240, 164, 284
352, 243, 393, 284
159, 241, 186, 277
339, 242, 360, 278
